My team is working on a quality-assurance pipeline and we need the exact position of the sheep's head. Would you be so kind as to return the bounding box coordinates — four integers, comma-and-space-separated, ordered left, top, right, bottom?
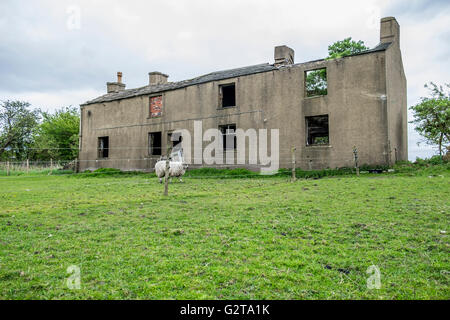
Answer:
183, 163, 189, 170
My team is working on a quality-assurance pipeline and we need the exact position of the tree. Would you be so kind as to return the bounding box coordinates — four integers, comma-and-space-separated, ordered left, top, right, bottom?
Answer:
32, 107, 80, 161
410, 82, 450, 157
0, 100, 40, 161
327, 37, 369, 59
305, 69, 328, 97
304, 38, 368, 97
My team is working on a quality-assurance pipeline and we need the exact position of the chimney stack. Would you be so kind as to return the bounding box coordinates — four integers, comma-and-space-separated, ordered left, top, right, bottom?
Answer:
274, 45, 295, 67
106, 71, 126, 93
380, 17, 400, 46
149, 72, 169, 85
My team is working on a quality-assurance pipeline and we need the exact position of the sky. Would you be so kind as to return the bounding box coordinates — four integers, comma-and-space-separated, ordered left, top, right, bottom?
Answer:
0, 0, 449, 160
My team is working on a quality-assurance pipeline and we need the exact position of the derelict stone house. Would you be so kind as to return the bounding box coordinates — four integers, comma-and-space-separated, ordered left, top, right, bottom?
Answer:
78, 17, 407, 172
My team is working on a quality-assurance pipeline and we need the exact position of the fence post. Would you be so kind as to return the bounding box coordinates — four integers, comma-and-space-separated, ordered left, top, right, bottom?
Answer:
6, 161, 10, 176
387, 140, 392, 167
26, 159, 29, 174
164, 146, 172, 196
50, 158, 53, 169
291, 147, 296, 182
353, 146, 359, 176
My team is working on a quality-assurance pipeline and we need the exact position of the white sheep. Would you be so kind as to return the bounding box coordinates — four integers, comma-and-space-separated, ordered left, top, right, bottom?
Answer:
154, 160, 187, 183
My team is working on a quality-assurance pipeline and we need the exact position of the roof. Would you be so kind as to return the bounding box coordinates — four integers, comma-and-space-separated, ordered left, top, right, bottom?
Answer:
81, 42, 391, 106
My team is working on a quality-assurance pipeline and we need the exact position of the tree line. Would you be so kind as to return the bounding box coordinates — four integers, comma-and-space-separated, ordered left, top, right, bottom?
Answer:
0, 101, 79, 162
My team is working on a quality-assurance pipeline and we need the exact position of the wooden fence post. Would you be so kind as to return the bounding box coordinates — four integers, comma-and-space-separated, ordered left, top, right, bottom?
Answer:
50, 158, 53, 169
164, 146, 172, 196
291, 147, 296, 182
387, 140, 392, 167
6, 161, 10, 176
353, 146, 359, 176
26, 159, 29, 174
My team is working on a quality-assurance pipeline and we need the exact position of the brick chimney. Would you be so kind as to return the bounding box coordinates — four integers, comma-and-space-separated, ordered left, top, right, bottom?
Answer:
380, 17, 400, 46
274, 45, 295, 67
149, 72, 169, 85
107, 72, 126, 93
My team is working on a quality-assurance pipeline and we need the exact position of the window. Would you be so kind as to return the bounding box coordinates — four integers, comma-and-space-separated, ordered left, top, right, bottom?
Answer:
219, 83, 236, 108
149, 132, 162, 156
168, 132, 182, 149
149, 95, 163, 118
305, 68, 327, 97
306, 115, 329, 146
98, 136, 109, 158
219, 124, 237, 150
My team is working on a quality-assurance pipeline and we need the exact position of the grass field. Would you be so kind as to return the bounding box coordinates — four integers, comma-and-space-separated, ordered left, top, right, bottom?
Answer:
0, 168, 449, 299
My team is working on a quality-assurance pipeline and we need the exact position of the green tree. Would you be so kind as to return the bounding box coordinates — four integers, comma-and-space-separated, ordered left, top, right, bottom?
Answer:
410, 82, 450, 157
327, 37, 369, 59
32, 107, 80, 161
0, 100, 40, 161
305, 38, 369, 97
305, 69, 328, 97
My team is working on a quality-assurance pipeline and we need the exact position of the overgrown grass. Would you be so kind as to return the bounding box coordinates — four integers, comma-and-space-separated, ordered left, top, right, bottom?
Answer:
0, 164, 448, 300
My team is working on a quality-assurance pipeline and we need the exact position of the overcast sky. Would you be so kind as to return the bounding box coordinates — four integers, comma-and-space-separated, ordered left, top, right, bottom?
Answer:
0, 0, 449, 160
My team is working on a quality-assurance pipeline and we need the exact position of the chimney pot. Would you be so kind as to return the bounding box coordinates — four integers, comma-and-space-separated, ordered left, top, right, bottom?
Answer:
106, 72, 126, 93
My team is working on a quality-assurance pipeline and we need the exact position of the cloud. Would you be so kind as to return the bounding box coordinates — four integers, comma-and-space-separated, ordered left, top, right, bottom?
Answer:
0, 0, 448, 160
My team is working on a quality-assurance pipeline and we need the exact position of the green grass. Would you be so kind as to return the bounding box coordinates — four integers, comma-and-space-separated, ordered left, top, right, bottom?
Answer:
0, 168, 449, 299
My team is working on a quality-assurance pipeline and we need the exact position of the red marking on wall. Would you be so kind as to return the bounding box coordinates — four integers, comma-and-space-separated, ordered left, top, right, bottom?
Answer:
150, 96, 162, 118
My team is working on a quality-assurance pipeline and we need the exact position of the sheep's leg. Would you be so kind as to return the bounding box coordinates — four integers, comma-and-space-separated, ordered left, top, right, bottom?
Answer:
159, 178, 162, 183
179, 177, 183, 183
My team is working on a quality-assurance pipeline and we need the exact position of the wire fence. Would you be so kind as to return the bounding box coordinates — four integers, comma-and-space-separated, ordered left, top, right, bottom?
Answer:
0, 145, 394, 185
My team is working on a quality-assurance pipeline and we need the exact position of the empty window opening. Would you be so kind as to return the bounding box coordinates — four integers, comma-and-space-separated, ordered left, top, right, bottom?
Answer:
149, 95, 163, 118
305, 68, 327, 97
219, 124, 237, 150
168, 132, 183, 149
220, 83, 236, 108
306, 115, 329, 146
98, 136, 109, 158
149, 132, 162, 156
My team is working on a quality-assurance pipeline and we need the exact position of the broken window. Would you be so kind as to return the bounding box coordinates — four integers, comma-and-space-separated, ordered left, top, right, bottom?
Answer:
98, 136, 109, 158
219, 124, 237, 150
149, 95, 163, 118
148, 132, 162, 156
219, 83, 236, 108
305, 68, 327, 97
306, 115, 329, 145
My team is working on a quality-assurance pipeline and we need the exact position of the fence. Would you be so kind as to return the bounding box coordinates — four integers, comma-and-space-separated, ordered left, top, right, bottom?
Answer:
0, 159, 77, 175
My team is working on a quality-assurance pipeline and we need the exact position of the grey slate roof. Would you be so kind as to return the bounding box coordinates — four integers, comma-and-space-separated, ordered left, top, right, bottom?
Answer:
81, 42, 391, 106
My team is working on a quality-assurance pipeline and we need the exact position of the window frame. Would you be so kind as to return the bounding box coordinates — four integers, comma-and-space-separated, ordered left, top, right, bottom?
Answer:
148, 132, 162, 156
219, 124, 237, 151
219, 83, 236, 109
304, 67, 328, 98
305, 115, 330, 146
149, 95, 163, 118
97, 136, 109, 159
167, 131, 183, 149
